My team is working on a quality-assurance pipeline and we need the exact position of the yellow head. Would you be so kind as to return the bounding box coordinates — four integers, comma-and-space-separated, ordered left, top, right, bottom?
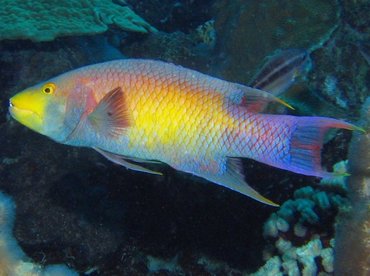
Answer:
9, 82, 57, 132
9, 74, 83, 142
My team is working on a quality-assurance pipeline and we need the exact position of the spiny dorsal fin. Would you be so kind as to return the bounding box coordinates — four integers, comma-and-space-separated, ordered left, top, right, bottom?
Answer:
88, 87, 132, 137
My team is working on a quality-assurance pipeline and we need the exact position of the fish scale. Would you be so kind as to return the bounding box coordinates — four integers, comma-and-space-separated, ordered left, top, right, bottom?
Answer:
9, 59, 361, 206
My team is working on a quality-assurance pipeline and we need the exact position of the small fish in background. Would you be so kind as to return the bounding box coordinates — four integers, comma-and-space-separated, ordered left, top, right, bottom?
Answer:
9, 59, 361, 206
249, 49, 312, 112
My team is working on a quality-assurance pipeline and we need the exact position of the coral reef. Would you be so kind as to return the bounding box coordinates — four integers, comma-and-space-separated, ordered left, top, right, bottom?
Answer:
307, 27, 370, 118
0, 0, 156, 42
252, 238, 334, 276
0, 191, 77, 275
0, 0, 367, 274
303, 0, 370, 118
253, 164, 349, 275
334, 97, 370, 275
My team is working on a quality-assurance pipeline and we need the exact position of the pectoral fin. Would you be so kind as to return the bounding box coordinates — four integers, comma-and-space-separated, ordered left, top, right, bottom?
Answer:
94, 147, 162, 175
88, 87, 132, 138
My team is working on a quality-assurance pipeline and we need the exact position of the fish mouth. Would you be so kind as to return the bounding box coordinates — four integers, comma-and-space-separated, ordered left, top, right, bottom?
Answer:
9, 99, 41, 118
9, 99, 43, 133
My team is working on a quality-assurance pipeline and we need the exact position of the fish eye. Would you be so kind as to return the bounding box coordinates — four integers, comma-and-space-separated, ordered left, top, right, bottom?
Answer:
42, 83, 56, 94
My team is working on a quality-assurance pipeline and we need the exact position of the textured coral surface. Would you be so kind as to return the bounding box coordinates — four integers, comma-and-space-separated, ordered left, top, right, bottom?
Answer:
0, 0, 156, 41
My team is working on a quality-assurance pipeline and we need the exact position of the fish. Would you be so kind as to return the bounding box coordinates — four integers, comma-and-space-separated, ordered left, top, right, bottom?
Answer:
8, 59, 361, 206
246, 48, 312, 113
250, 48, 311, 96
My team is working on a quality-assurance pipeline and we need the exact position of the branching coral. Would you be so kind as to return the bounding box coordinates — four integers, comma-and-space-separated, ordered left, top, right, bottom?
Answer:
0, 0, 157, 42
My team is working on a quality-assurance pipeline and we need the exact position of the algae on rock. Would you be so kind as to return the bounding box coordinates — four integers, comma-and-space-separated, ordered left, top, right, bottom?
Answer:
0, 0, 157, 42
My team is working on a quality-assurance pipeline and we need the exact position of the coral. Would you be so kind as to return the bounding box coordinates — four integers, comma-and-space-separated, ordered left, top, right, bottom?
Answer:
255, 236, 334, 276
320, 160, 348, 190
255, 163, 350, 275
195, 20, 217, 48
0, 191, 78, 275
0, 0, 157, 42
334, 97, 370, 275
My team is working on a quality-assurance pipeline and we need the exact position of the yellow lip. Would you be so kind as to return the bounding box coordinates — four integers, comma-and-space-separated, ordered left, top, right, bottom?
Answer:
9, 93, 45, 133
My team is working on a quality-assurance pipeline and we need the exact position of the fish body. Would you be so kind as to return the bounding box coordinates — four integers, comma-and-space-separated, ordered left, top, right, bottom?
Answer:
250, 48, 312, 96
9, 59, 359, 206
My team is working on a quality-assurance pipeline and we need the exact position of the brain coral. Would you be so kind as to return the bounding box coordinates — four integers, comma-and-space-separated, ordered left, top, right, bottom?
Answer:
0, 0, 157, 42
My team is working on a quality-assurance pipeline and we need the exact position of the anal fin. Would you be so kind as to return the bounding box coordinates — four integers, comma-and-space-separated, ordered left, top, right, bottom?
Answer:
202, 158, 279, 206
94, 147, 162, 175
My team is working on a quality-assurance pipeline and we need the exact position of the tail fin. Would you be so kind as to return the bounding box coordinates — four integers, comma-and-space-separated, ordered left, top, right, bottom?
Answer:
280, 117, 361, 177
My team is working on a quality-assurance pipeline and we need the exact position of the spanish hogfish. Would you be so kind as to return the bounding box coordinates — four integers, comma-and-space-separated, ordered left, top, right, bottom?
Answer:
9, 59, 359, 206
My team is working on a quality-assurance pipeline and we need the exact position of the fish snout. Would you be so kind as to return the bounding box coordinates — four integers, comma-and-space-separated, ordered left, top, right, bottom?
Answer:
8, 92, 45, 134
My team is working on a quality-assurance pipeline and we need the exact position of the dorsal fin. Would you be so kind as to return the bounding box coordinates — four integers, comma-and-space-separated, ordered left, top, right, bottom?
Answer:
88, 87, 132, 137
226, 85, 294, 112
